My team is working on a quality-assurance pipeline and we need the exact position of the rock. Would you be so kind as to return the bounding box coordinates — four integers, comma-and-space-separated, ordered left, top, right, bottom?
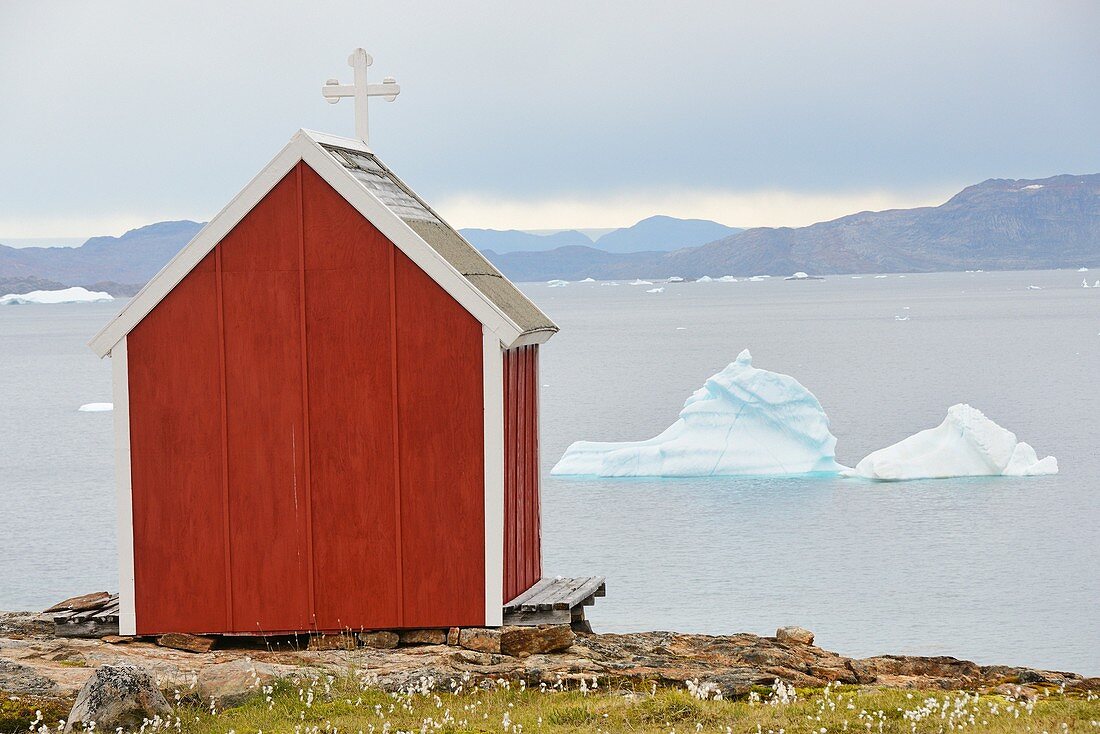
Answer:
44, 592, 112, 614
447, 627, 461, 645
157, 632, 216, 653
500, 625, 575, 657
101, 635, 135, 644
65, 664, 171, 732
359, 631, 399, 649
196, 659, 280, 706
0, 611, 54, 638
0, 658, 60, 696
776, 626, 815, 645
458, 627, 502, 654
399, 629, 447, 646
307, 634, 356, 651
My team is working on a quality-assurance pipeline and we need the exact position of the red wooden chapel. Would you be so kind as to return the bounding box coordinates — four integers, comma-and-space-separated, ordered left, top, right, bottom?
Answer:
89, 68, 559, 635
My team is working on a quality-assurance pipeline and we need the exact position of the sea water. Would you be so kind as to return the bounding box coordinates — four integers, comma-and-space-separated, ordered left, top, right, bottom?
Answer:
0, 269, 1097, 673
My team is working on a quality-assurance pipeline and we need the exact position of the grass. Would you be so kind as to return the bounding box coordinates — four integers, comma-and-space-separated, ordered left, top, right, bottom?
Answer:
10, 675, 1100, 734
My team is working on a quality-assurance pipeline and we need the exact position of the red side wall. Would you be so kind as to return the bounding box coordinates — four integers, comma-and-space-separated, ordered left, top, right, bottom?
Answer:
126, 163, 485, 634
503, 344, 542, 603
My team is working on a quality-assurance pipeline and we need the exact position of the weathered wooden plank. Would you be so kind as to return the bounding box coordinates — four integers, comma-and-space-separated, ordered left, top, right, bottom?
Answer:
501, 608, 571, 626
503, 577, 555, 612
519, 577, 573, 611
560, 577, 605, 609
55, 619, 120, 638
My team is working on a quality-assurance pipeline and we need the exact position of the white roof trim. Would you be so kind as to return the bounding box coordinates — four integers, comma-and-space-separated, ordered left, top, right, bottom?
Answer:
89, 129, 526, 357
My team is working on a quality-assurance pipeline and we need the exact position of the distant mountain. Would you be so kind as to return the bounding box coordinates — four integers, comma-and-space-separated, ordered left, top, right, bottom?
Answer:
458, 228, 593, 253
660, 174, 1100, 277
5, 174, 1099, 289
0, 220, 203, 285
482, 246, 665, 283
593, 215, 742, 253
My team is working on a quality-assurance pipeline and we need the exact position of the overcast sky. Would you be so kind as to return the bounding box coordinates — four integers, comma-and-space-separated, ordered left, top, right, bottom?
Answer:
1, 0, 1097, 242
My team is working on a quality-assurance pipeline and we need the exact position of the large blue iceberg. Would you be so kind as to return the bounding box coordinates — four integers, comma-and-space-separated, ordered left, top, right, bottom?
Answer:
551, 350, 844, 477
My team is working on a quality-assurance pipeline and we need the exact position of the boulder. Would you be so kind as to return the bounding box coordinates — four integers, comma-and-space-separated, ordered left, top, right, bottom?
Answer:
196, 659, 280, 707
307, 634, 356, 651
447, 627, 461, 645
101, 635, 135, 645
359, 631, 399, 649
157, 633, 216, 653
776, 626, 815, 646
458, 627, 502, 654
399, 629, 446, 646
65, 664, 171, 732
500, 625, 574, 657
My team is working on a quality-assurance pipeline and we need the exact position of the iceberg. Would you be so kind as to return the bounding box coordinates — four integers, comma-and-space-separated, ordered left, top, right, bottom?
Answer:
0, 287, 113, 305
630, 279, 653, 286
551, 350, 844, 477
646, 287, 664, 293
78, 403, 114, 412
547, 279, 568, 288
579, 277, 596, 283
667, 276, 685, 283
718, 275, 737, 282
845, 404, 1057, 481
696, 275, 713, 282
1078, 267, 1089, 272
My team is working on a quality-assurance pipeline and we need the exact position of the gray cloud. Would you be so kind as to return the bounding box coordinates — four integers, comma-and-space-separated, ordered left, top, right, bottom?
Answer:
1, 0, 1097, 236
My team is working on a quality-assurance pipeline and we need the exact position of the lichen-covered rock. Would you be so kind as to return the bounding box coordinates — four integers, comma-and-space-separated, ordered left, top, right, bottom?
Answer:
400, 629, 446, 646
65, 664, 171, 732
500, 625, 574, 657
0, 612, 53, 639
359, 631, 399, 649
776, 626, 815, 645
458, 628, 502, 654
196, 659, 282, 706
0, 659, 59, 696
156, 633, 215, 653
307, 634, 356, 651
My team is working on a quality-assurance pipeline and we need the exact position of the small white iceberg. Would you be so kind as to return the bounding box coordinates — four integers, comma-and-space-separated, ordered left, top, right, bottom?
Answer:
547, 279, 569, 288
894, 315, 909, 321
696, 275, 714, 282
844, 404, 1057, 481
667, 276, 685, 283
874, 275, 889, 279
0, 287, 114, 305
646, 287, 665, 293
1027, 285, 1042, 290
579, 277, 596, 283
551, 350, 844, 477
78, 403, 114, 412
1077, 267, 1089, 272
718, 275, 737, 282
630, 279, 653, 286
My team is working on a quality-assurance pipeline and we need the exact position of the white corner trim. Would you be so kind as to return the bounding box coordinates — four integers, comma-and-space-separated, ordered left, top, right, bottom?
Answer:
482, 327, 505, 626
88, 129, 528, 357
112, 337, 136, 636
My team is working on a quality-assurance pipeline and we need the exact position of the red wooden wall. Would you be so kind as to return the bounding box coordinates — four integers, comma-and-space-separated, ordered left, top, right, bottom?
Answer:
126, 163, 486, 634
502, 344, 542, 603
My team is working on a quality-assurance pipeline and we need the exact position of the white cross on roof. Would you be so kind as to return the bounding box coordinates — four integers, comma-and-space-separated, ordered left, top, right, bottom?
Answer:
321, 48, 400, 147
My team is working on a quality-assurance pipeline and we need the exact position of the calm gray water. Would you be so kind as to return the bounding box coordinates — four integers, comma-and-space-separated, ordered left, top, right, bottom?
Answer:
1, 269, 1097, 673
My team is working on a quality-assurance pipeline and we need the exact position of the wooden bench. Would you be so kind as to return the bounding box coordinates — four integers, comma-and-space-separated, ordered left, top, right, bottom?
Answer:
503, 576, 605, 628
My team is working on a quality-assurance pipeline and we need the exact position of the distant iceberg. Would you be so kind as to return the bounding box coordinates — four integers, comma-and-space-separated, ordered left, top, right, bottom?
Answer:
667, 276, 685, 283
78, 403, 114, 412
551, 350, 844, 477
0, 287, 113, 305
630, 279, 653, 286
579, 277, 596, 283
844, 404, 1057, 481
547, 279, 568, 288
646, 287, 664, 293
718, 275, 737, 282
696, 275, 713, 282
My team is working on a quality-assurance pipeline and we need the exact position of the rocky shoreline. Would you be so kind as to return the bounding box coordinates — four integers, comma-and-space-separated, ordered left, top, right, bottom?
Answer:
2, 610, 1096, 707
